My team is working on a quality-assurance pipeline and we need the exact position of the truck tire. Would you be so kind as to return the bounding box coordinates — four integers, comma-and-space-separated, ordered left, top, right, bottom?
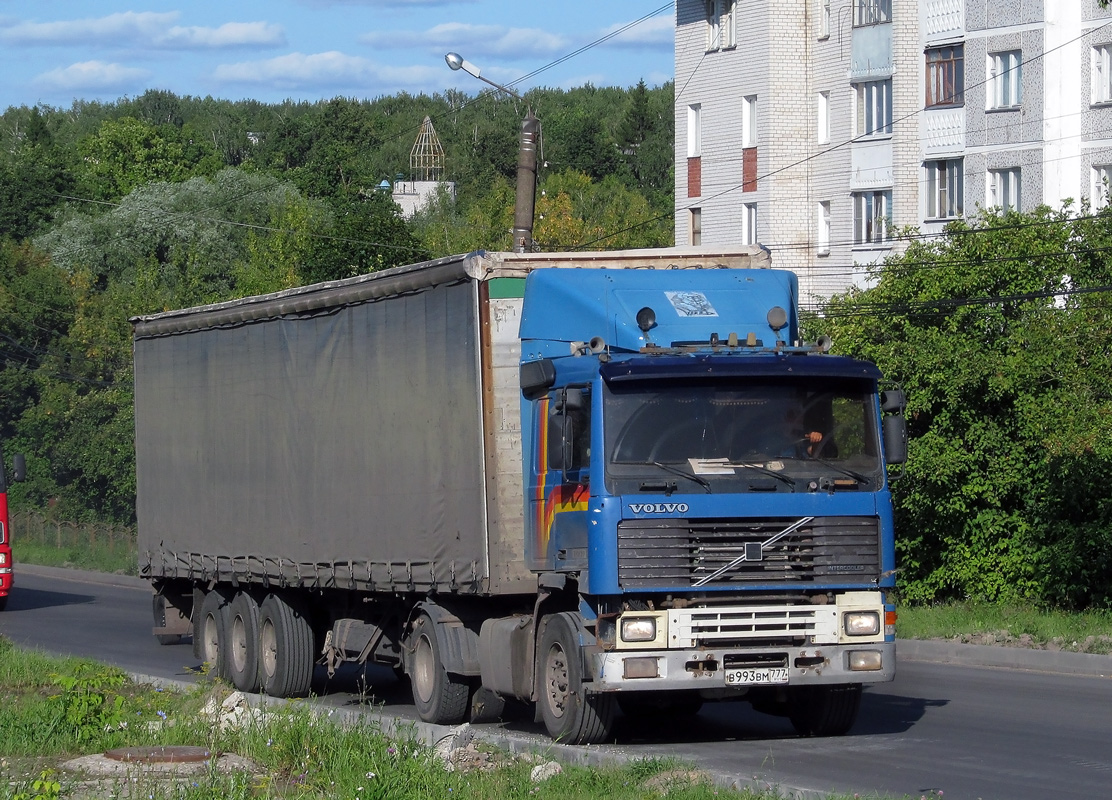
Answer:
259, 593, 314, 698
227, 592, 261, 693
197, 589, 231, 679
788, 684, 862, 736
537, 612, 615, 745
407, 613, 469, 724
0, 595, 8, 612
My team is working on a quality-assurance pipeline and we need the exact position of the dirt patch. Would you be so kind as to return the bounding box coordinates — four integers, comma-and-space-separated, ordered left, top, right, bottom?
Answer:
948, 631, 1112, 654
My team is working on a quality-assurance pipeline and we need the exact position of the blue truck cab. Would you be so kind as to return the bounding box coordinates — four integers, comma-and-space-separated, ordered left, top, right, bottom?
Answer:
514, 265, 906, 742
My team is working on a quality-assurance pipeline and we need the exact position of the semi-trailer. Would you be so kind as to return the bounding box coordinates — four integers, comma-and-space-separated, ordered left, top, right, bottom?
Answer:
133, 247, 906, 744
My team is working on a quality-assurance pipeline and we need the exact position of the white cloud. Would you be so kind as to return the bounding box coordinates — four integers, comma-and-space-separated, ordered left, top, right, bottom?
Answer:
211, 51, 440, 90
361, 22, 568, 59
2, 11, 177, 45
600, 15, 674, 48
1, 12, 284, 50
33, 60, 150, 92
160, 22, 286, 49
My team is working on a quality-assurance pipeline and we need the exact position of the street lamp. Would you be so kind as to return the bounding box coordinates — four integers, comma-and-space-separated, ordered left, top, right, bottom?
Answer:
445, 52, 540, 253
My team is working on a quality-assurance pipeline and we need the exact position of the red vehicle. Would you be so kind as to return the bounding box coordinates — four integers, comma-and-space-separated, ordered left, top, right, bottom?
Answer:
0, 449, 25, 611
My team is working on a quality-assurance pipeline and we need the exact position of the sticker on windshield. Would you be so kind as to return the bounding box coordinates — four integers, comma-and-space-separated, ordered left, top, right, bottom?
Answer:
666, 291, 718, 317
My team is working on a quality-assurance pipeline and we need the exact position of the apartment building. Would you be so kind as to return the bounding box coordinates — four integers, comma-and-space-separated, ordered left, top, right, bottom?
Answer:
675, 0, 1112, 304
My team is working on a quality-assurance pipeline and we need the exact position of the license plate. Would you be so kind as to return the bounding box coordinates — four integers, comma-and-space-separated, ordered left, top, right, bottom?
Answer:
724, 667, 789, 685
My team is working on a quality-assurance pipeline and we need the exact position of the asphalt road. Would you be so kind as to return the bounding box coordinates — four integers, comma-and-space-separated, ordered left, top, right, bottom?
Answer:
3, 565, 1112, 800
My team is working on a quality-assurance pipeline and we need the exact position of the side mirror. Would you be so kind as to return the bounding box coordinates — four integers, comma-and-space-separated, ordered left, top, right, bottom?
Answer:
883, 415, 907, 465
11, 454, 25, 483
881, 388, 906, 413
521, 359, 557, 400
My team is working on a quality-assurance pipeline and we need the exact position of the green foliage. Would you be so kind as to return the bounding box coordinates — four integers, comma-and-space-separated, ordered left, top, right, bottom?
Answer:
49, 665, 127, 744
9, 770, 62, 800
815, 204, 1112, 608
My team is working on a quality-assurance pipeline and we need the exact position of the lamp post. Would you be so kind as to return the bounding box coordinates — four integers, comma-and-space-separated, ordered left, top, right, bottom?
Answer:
446, 52, 540, 253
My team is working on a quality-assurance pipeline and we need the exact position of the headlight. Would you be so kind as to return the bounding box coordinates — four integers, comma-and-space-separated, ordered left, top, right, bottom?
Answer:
844, 611, 880, 636
0, 552, 7, 565
620, 617, 657, 642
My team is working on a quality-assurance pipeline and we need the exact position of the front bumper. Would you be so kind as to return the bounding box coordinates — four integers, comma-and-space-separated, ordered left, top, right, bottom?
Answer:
592, 641, 894, 691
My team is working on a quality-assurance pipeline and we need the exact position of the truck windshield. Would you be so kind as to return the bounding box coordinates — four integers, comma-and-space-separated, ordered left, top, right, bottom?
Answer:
603, 377, 883, 494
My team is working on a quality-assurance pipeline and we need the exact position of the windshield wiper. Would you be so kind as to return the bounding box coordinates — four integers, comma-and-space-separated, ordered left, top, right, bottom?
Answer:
649, 461, 712, 493
808, 458, 872, 486
729, 462, 796, 489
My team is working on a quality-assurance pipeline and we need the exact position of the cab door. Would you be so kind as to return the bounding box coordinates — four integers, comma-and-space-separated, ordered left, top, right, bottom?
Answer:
526, 387, 591, 571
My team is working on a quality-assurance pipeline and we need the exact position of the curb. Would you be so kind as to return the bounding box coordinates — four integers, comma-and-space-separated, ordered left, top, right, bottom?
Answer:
897, 637, 1112, 677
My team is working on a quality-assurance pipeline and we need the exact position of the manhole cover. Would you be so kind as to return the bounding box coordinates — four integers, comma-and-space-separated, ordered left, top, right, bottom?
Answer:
104, 746, 211, 764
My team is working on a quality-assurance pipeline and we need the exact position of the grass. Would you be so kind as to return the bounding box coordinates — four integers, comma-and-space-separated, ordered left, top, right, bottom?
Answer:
12, 541, 136, 577
896, 600, 1112, 654
0, 637, 882, 800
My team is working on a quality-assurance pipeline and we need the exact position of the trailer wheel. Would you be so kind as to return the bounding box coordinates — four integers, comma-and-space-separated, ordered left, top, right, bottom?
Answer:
227, 592, 261, 693
787, 684, 862, 736
259, 593, 314, 698
537, 612, 615, 744
407, 614, 468, 724
197, 590, 231, 679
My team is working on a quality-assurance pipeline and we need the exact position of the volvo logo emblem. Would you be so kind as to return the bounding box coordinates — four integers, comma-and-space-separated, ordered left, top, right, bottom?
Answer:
628, 503, 690, 514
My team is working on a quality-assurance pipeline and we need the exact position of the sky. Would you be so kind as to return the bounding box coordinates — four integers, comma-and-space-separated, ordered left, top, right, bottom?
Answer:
0, 1, 675, 111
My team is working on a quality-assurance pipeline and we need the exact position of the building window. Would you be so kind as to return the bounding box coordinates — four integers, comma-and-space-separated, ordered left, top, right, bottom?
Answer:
706, 0, 736, 51
1093, 165, 1112, 209
687, 104, 701, 158
987, 168, 1021, 211
817, 201, 831, 254
817, 91, 830, 143
819, 0, 831, 37
742, 203, 757, 245
853, 191, 892, 244
1093, 44, 1112, 104
742, 95, 757, 147
854, 0, 891, 26
926, 45, 964, 107
690, 208, 702, 245
925, 159, 963, 219
855, 79, 892, 136
988, 50, 1022, 109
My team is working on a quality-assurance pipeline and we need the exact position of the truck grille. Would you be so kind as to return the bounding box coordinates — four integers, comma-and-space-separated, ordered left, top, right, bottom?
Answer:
617, 516, 880, 589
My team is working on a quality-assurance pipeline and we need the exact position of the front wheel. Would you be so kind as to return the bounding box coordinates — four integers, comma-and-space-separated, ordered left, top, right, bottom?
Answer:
788, 684, 862, 736
537, 612, 615, 744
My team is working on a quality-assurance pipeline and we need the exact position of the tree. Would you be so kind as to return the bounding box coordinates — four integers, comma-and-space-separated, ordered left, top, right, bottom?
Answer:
303, 191, 429, 284
75, 117, 219, 202
812, 204, 1112, 608
534, 171, 672, 251
0, 107, 76, 240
